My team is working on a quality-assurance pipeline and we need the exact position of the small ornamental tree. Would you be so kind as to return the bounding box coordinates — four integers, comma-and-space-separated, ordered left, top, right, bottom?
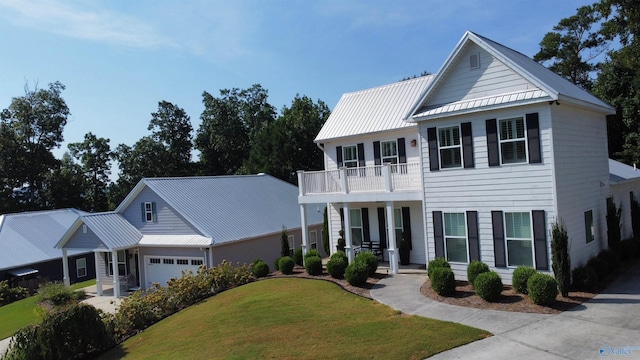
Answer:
322, 207, 330, 254
551, 220, 571, 297
280, 226, 290, 258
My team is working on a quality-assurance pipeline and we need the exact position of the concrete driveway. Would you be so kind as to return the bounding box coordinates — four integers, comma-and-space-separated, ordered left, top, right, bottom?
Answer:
371, 263, 640, 359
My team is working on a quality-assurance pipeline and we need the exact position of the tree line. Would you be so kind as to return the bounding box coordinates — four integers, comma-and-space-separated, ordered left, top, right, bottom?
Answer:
533, 0, 640, 163
0, 83, 329, 213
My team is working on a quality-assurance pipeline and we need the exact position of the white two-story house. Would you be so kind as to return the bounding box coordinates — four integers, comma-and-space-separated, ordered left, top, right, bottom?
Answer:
297, 31, 639, 283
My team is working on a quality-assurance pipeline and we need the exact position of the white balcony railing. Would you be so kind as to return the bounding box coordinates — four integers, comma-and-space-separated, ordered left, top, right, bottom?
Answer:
298, 162, 421, 196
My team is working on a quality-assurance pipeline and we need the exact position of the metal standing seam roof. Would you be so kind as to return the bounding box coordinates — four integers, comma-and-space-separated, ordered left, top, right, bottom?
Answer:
609, 159, 640, 185
408, 31, 614, 121
0, 209, 87, 271
134, 174, 324, 245
78, 212, 143, 250
138, 235, 212, 247
314, 75, 434, 142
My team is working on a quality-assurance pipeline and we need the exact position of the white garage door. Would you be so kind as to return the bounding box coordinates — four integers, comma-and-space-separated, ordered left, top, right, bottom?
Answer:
144, 256, 204, 288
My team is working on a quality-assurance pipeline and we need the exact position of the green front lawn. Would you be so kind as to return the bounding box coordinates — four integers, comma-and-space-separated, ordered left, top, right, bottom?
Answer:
100, 278, 490, 359
0, 279, 96, 339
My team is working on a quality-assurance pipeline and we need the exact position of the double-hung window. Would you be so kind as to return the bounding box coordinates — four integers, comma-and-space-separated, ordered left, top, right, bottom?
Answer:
76, 258, 87, 278
310, 230, 318, 250
108, 251, 127, 276
350, 209, 363, 247
444, 213, 468, 263
144, 202, 153, 222
505, 212, 534, 267
288, 235, 295, 257
439, 126, 462, 169
499, 117, 527, 164
381, 140, 398, 165
342, 145, 360, 176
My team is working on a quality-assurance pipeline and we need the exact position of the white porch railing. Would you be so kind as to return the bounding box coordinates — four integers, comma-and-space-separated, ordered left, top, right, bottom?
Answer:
298, 162, 421, 195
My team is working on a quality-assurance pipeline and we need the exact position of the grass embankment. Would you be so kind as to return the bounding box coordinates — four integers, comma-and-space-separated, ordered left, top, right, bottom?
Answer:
100, 278, 489, 360
0, 279, 96, 339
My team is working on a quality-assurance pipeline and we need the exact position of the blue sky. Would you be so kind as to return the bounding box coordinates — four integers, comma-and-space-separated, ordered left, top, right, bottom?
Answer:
0, 0, 592, 162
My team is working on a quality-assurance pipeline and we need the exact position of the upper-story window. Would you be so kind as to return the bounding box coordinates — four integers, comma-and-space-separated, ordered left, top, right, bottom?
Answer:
381, 140, 398, 164
144, 202, 153, 222
499, 117, 526, 164
438, 126, 462, 169
342, 145, 358, 168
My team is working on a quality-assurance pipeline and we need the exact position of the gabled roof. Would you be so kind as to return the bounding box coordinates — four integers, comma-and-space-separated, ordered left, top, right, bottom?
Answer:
0, 209, 87, 271
314, 75, 434, 142
116, 174, 324, 245
57, 212, 143, 251
609, 159, 640, 185
408, 31, 614, 121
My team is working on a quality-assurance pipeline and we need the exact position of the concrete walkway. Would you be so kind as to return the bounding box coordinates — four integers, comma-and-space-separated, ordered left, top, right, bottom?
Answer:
371, 263, 640, 359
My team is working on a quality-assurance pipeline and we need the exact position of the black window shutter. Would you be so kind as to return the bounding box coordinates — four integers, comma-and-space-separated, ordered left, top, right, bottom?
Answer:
402, 207, 412, 250
141, 203, 145, 222
124, 250, 130, 276
433, 211, 444, 258
461, 122, 474, 168
377, 208, 387, 249
398, 138, 407, 164
357, 143, 365, 167
427, 127, 439, 171
492, 211, 506, 267
152, 202, 157, 222
362, 208, 370, 243
373, 141, 381, 165
526, 113, 541, 164
532, 210, 548, 270
339, 208, 344, 230
336, 146, 343, 168
467, 211, 480, 262
486, 119, 499, 167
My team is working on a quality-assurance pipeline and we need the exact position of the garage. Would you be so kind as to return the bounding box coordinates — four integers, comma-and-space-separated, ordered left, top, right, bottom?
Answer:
144, 256, 204, 288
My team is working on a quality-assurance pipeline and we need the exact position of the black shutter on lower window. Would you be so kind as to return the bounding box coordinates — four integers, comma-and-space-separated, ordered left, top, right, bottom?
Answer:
492, 211, 506, 267
427, 127, 439, 171
467, 211, 480, 262
532, 210, 548, 270
339, 208, 344, 231
526, 113, 542, 164
357, 143, 365, 167
373, 141, 381, 166
461, 122, 474, 168
336, 146, 343, 168
398, 138, 406, 164
433, 211, 444, 258
377, 207, 387, 249
362, 208, 370, 243
402, 207, 412, 250
486, 119, 500, 167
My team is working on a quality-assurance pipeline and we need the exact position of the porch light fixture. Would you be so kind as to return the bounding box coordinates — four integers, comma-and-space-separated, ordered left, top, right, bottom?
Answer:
410, 139, 417, 147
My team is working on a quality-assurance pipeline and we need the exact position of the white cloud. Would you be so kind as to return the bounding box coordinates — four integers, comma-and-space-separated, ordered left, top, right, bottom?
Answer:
0, 0, 177, 49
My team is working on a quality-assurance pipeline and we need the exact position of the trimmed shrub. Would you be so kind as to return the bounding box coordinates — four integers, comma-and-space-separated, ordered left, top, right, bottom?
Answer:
474, 271, 503, 302
305, 256, 323, 276
467, 261, 489, 287
344, 261, 369, 286
512, 267, 537, 294
326, 256, 348, 279
251, 259, 270, 278
430, 267, 456, 296
572, 265, 598, 291
587, 256, 609, 280
0, 280, 28, 306
598, 249, 620, 273
304, 248, 320, 260
273, 256, 281, 271
527, 273, 558, 306
355, 251, 378, 276
621, 239, 639, 260
551, 221, 571, 297
331, 250, 348, 263
427, 258, 451, 278
278, 256, 295, 275
294, 248, 303, 266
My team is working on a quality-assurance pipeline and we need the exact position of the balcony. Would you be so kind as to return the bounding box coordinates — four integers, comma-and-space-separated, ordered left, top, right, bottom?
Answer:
297, 163, 422, 202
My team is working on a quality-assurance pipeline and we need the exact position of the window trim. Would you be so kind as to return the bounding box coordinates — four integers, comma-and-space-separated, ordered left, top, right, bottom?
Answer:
585, 209, 595, 244
288, 235, 295, 257
443, 212, 469, 264
438, 125, 462, 169
380, 139, 398, 165
503, 211, 535, 268
309, 230, 318, 250
342, 145, 358, 169
498, 116, 528, 165
107, 251, 127, 276
350, 208, 364, 247
76, 257, 87, 278
144, 202, 153, 222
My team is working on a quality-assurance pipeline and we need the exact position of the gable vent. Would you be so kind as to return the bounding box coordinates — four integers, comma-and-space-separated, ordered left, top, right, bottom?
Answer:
469, 53, 480, 69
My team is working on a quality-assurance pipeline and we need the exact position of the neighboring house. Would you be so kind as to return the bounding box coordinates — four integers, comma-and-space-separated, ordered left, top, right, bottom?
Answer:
0, 209, 94, 291
56, 174, 324, 297
297, 31, 640, 283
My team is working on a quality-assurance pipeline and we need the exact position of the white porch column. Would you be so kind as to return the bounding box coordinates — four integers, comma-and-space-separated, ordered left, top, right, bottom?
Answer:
62, 249, 70, 287
94, 251, 103, 296
208, 246, 214, 269
386, 201, 398, 274
112, 250, 120, 298
300, 204, 308, 260
296, 170, 305, 196
343, 203, 354, 262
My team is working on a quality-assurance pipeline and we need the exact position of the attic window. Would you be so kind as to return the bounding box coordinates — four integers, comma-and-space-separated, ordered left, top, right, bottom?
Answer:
469, 53, 480, 69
